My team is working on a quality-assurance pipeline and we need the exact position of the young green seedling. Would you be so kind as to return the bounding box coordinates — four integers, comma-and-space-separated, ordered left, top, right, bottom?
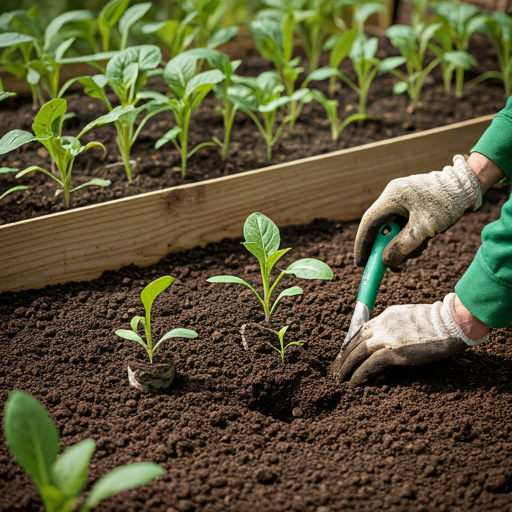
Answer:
115, 276, 198, 363
155, 50, 225, 176
383, 23, 443, 105
227, 72, 310, 161
333, 0, 384, 34
311, 89, 366, 140
0, 98, 132, 207
466, 12, 512, 96
271, 325, 303, 363
324, 27, 358, 96
59, 45, 169, 181
431, 1, 485, 98
4, 390, 164, 512
0, 9, 116, 106
208, 212, 333, 323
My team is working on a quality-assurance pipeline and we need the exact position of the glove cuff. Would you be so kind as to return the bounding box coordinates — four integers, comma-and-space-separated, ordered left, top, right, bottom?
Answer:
451, 155, 483, 211
442, 293, 489, 346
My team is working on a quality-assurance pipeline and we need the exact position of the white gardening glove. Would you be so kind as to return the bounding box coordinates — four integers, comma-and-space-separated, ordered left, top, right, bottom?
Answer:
355, 155, 482, 268
332, 293, 489, 386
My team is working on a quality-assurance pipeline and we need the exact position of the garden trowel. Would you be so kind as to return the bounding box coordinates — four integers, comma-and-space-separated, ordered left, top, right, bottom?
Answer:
341, 222, 401, 350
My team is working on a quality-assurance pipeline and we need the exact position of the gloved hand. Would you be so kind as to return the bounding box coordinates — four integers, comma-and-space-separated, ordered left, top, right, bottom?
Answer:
355, 155, 482, 268
332, 293, 488, 386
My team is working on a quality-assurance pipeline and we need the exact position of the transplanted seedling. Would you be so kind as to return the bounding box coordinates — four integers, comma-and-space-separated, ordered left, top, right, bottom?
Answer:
0, 97, 132, 207
4, 390, 164, 512
208, 212, 333, 323
271, 325, 303, 363
115, 276, 198, 363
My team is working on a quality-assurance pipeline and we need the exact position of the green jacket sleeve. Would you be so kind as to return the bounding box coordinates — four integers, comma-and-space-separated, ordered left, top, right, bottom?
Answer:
455, 97, 512, 328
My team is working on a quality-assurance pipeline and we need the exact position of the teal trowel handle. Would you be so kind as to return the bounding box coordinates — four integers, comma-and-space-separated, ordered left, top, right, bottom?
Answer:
356, 222, 401, 310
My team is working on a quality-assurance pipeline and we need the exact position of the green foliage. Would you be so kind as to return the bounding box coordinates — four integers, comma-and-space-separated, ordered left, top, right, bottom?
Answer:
324, 27, 358, 96
227, 71, 309, 161
0, 76, 15, 101
208, 212, 333, 323
59, 44, 168, 181
0, 98, 131, 207
156, 49, 225, 176
431, 1, 485, 98
115, 276, 198, 363
0, 8, 116, 105
383, 23, 442, 105
332, 0, 384, 34
4, 390, 164, 512
269, 325, 303, 363
142, 17, 195, 60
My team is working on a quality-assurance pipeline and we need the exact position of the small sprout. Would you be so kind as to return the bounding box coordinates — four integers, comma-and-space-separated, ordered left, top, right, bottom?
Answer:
270, 325, 303, 363
4, 390, 164, 512
115, 276, 197, 363
208, 212, 333, 323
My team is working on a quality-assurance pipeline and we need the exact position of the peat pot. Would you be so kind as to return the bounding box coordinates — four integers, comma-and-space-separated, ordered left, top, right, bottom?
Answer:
127, 357, 176, 392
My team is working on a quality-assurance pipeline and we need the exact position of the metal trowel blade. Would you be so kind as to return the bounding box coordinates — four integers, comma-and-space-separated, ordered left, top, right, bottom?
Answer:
341, 300, 371, 351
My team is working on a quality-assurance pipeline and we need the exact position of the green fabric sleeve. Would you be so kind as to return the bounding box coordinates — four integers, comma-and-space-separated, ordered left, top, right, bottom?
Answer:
470, 95, 512, 181
456, 193, 512, 328
456, 98, 512, 328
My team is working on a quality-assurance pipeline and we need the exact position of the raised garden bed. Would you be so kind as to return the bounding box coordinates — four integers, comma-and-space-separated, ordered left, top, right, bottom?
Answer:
1, 183, 511, 512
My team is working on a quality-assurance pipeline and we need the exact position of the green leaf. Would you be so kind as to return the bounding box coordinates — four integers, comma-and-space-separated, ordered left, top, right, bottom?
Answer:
354, 2, 383, 27
274, 286, 303, 304
4, 390, 59, 488
99, 0, 130, 47
306, 66, 339, 82
119, 2, 152, 42
84, 463, 164, 510
39, 485, 68, 512
164, 51, 201, 97
16, 166, 57, 181
140, 276, 174, 317
364, 37, 379, 61
443, 51, 477, 69
266, 247, 291, 273
0, 91, 16, 101
184, 69, 225, 98
0, 185, 29, 201
393, 81, 408, 95
207, 275, 251, 286
55, 37, 76, 61
115, 329, 147, 351
27, 67, 41, 85
0, 167, 19, 174
330, 28, 358, 68
70, 178, 111, 193
137, 90, 169, 103
0, 32, 35, 48
283, 258, 333, 280
154, 328, 198, 353
206, 26, 238, 49
44, 10, 93, 52
131, 316, 145, 333
33, 98, 67, 139
379, 56, 407, 73
0, 130, 37, 155
52, 439, 95, 499
77, 105, 134, 139
187, 141, 215, 158
155, 127, 181, 149
57, 51, 117, 64
243, 212, 280, 262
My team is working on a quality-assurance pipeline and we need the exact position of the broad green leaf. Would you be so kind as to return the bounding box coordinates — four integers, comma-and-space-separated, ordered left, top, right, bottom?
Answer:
206, 26, 238, 49
274, 286, 303, 303
70, 178, 111, 192
52, 439, 95, 498
226, 85, 257, 112
364, 37, 379, 61
131, 316, 145, 333
137, 90, 169, 103
330, 28, 358, 68
44, 10, 93, 52
207, 275, 253, 286
4, 390, 59, 487
0, 185, 29, 201
278, 325, 289, 338
33, 98, 67, 139
155, 127, 181, 149
115, 329, 147, 350
0, 130, 37, 155
77, 105, 134, 139
27, 67, 41, 85
154, 328, 198, 352
84, 463, 164, 510
393, 81, 408, 95
0, 32, 35, 48
379, 56, 407, 73
283, 258, 333, 279
243, 212, 280, 262
119, 2, 152, 40
141, 20, 167, 33
259, 88, 309, 113
386, 24, 414, 46
184, 69, 225, 98
443, 51, 477, 69
39, 485, 69, 512
306, 66, 339, 82
164, 51, 200, 97
54, 37, 76, 61
140, 275, 174, 316
266, 247, 291, 273
354, 2, 383, 27
56, 51, 117, 64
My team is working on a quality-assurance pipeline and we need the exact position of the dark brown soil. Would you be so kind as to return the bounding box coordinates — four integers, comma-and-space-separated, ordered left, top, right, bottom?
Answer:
0, 33, 507, 225
1, 184, 511, 512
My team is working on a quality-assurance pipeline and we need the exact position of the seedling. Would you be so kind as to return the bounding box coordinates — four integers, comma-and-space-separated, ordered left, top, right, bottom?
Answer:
431, 1, 485, 98
227, 72, 310, 161
4, 390, 164, 512
271, 326, 303, 363
115, 276, 198, 363
383, 23, 443, 105
0, 98, 132, 207
59, 45, 170, 181
324, 28, 358, 96
0, 9, 115, 106
208, 212, 333, 323
155, 50, 225, 176
311, 89, 366, 140
466, 12, 512, 96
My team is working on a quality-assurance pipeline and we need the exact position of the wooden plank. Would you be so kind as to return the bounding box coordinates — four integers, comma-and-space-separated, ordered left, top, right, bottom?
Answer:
0, 115, 493, 293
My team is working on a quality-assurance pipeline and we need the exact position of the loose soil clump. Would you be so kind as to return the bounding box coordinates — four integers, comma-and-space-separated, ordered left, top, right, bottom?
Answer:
1, 185, 511, 511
